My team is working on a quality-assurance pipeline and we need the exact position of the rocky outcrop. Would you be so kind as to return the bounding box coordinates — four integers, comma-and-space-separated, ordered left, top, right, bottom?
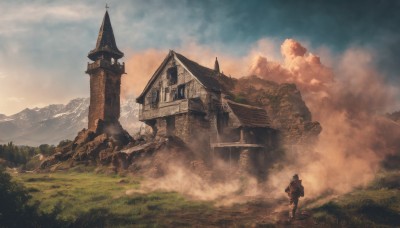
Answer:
232, 75, 321, 145
39, 119, 133, 171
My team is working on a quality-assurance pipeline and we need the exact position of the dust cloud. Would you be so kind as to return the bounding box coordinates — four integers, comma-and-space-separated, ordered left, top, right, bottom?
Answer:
250, 39, 400, 198
123, 38, 400, 203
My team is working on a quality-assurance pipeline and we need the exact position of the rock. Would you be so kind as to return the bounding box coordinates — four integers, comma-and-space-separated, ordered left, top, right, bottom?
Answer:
39, 118, 134, 171
118, 179, 128, 184
233, 76, 321, 145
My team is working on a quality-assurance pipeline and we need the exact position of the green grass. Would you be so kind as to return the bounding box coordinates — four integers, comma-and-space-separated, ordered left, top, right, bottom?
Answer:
311, 171, 400, 228
12, 169, 213, 227
11, 169, 400, 227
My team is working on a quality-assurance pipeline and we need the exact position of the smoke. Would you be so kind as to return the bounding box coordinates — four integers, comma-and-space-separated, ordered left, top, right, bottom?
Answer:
123, 38, 400, 203
250, 39, 400, 198
122, 49, 167, 98
140, 160, 261, 205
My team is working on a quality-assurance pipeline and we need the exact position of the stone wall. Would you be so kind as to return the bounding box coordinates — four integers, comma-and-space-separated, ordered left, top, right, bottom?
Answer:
152, 112, 210, 151
155, 118, 167, 136
88, 69, 122, 130
89, 71, 106, 130
104, 72, 121, 121
174, 114, 189, 142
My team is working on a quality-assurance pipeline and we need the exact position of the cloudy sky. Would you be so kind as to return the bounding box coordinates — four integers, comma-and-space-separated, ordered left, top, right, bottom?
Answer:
1, 0, 399, 115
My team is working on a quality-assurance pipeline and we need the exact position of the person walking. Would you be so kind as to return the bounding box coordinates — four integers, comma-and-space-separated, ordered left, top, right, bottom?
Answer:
285, 174, 304, 220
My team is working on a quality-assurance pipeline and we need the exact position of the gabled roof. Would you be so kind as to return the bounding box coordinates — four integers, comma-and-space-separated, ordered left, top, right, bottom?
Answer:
88, 10, 124, 61
174, 52, 222, 91
226, 100, 270, 128
136, 50, 225, 104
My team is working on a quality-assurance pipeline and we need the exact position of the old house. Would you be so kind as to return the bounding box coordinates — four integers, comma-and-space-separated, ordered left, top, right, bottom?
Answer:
136, 51, 276, 153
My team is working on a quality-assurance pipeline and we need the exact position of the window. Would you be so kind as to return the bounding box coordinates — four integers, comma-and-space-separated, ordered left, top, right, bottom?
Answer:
177, 84, 185, 100
164, 87, 170, 102
149, 89, 159, 108
167, 67, 177, 85
170, 88, 177, 101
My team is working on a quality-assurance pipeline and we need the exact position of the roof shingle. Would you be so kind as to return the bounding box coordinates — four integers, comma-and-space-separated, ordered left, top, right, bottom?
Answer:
174, 52, 222, 91
227, 100, 270, 128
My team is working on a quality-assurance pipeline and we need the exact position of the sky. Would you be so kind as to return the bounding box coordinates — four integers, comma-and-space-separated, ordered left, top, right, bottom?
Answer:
1, 0, 400, 115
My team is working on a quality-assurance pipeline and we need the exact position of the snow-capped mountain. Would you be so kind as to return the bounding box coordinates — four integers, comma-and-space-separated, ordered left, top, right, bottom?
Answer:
0, 97, 142, 146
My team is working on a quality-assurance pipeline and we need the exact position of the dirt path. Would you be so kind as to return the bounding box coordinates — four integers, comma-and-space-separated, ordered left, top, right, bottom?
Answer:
163, 199, 316, 227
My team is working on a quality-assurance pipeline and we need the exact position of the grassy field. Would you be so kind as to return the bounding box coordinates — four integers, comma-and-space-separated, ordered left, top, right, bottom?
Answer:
11, 170, 214, 227
311, 170, 400, 227
11, 169, 400, 227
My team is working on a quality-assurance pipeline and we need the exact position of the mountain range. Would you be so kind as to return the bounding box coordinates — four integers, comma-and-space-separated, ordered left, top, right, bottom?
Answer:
0, 97, 142, 146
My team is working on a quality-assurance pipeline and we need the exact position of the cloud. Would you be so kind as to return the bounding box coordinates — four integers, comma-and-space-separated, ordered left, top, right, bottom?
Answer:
249, 39, 400, 197
7, 97, 25, 103
0, 3, 96, 36
1, 3, 93, 22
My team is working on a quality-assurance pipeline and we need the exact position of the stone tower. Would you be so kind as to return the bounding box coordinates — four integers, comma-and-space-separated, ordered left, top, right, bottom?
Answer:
86, 10, 125, 131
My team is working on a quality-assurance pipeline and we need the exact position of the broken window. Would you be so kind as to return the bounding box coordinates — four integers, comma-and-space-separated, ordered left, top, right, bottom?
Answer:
177, 84, 185, 100
167, 66, 178, 85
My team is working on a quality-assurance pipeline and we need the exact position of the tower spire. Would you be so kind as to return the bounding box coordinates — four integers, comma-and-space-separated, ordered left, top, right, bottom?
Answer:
214, 57, 220, 74
88, 10, 123, 61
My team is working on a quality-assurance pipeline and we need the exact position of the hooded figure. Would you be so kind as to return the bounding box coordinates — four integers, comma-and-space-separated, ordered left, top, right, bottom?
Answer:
285, 174, 304, 219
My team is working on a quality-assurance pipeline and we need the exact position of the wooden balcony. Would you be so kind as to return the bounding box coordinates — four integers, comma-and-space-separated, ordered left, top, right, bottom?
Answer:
139, 98, 205, 121
86, 60, 125, 74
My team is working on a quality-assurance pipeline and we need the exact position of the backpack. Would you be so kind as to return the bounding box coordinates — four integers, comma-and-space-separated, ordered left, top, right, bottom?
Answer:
289, 180, 304, 197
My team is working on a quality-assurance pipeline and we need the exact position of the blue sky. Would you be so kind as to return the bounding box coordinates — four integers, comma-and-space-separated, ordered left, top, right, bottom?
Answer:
0, 0, 399, 115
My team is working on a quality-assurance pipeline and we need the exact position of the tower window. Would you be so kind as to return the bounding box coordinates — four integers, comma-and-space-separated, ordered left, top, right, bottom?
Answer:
167, 67, 177, 85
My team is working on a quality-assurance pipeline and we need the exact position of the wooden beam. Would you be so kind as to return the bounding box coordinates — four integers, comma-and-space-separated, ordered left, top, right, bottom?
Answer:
211, 142, 264, 148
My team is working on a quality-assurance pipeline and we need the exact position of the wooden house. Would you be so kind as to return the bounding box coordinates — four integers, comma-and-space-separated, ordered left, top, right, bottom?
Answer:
136, 51, 276, 152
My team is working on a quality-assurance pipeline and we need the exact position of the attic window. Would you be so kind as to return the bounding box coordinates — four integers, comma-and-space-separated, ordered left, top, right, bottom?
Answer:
167, 66, 177, 85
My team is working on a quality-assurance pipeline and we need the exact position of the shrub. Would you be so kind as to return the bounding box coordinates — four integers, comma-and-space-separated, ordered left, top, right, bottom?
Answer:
0, 168, 66, 227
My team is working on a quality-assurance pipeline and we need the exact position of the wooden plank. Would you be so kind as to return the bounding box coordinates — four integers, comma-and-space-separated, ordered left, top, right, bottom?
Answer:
211, 142, 265, 148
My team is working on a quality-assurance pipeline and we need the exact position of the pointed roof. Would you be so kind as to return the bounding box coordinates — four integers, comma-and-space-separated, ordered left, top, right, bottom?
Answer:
214, 57, 220, 73
88, 10, 124, 61
136, 51, 227, 104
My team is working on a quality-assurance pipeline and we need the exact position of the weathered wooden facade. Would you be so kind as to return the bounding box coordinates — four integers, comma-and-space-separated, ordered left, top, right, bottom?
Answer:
136, 51, 275, 151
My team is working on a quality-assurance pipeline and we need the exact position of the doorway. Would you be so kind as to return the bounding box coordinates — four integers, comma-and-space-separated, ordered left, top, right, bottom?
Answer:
166, 116, 175, 136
